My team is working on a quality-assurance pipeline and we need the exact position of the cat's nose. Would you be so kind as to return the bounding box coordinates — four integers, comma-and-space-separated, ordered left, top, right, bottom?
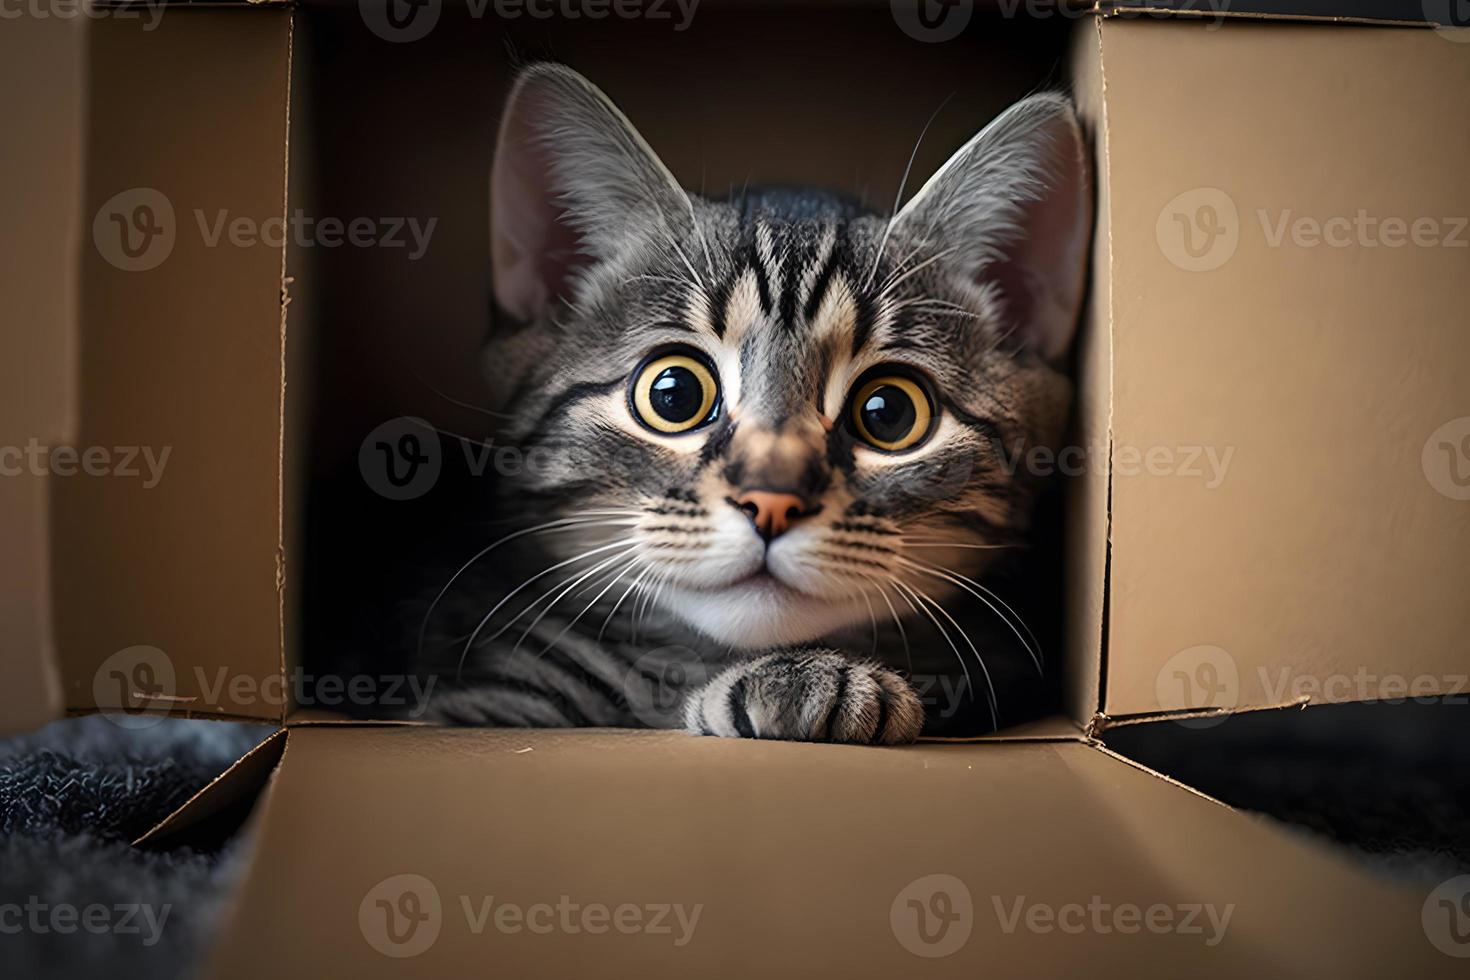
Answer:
732, 490, 817, 542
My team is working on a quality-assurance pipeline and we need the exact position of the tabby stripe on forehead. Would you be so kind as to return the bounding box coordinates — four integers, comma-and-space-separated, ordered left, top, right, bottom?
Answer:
802, 242, 843, 323
747, 246, 773, 314
706, 273, 733, 338
777, 247, 803, 332
850, 289, 877, 355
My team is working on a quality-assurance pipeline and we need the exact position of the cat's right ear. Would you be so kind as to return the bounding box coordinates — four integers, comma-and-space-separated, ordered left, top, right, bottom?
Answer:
490, 64, 692, 323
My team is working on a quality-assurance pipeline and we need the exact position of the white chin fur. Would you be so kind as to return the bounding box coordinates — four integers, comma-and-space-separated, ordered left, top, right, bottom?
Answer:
658, 578, 868, 649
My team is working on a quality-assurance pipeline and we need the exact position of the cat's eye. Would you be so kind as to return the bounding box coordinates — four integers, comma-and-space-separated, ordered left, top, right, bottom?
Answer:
629, 349, 721, 434
848, 371, 934, 453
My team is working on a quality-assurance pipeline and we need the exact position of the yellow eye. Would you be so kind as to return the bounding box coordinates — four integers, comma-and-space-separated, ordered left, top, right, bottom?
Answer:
630, 352, 720, 434
850, 374, 933, 452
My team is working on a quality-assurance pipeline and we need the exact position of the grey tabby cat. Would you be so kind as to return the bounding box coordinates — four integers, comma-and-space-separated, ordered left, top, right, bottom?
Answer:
417, 64, 1091, 743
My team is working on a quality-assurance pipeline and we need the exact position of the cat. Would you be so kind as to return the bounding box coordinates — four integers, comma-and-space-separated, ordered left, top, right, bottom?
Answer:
412, 63, 1092, 743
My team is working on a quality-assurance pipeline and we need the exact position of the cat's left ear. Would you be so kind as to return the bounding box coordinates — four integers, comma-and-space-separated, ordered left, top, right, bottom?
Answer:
890, 94, 1092, 361
491, 63, 693, 323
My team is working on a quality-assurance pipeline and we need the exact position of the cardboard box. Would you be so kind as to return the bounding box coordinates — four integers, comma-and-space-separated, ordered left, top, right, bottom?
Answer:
4, 1, 1469, 975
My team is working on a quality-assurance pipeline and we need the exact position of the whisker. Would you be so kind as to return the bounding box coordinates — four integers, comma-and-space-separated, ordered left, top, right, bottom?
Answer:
889, 578, 988, 722
539, 557, 647, 658
599, 562, 658, 646
864, 574, 913, 677
456, 538, 635, 678
899, 557, 1043, 675
898, 579, 998, 726
418, 515, 638, 661
863, 93, 953, 293
510, 549, 638, 656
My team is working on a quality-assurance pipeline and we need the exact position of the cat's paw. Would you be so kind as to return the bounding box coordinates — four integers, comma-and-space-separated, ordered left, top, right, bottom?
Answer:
684, 651, 923, 745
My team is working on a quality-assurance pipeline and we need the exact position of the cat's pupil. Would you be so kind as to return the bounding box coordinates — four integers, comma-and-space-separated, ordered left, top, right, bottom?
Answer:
861, 386, 916, 442
650, 366, 703, 423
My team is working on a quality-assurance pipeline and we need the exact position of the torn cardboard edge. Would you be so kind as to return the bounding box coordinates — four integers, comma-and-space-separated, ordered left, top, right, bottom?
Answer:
1086, 695, 1312, 736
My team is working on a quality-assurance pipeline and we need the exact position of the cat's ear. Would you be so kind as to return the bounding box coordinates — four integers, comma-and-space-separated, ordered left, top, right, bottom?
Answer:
890, 94, 1092, 361
490, 63, 692, 322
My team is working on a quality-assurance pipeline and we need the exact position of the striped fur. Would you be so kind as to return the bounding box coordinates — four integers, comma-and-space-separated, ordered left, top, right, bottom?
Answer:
416, 65, 1091, 742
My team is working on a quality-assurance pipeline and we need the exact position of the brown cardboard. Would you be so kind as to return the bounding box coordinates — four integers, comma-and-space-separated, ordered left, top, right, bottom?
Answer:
0, 16, 83, 734
205, 728, 1449, 978
1093, 20, 1470, 718
49, 10, 294, 721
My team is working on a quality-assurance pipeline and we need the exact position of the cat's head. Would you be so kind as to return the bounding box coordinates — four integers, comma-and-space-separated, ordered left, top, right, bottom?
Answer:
484, 64, 1091, 649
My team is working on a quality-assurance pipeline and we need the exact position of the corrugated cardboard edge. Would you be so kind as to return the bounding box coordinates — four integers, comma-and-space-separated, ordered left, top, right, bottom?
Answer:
273, 12, 296, 724
1087, 694, 1312, 736
134, 728, 289, 847
1100, 3, 1437, 27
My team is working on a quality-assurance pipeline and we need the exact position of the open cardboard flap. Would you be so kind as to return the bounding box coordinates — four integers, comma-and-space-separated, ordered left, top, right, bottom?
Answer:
200, 727, 1447, 977
0, 16, 82, 736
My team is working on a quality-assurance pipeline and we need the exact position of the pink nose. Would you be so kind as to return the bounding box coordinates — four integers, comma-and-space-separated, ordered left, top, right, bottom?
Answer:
733, 491, 812, 541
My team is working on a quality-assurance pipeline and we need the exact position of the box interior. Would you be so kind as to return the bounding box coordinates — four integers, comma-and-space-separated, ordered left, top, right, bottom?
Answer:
286, 1, 1091, 733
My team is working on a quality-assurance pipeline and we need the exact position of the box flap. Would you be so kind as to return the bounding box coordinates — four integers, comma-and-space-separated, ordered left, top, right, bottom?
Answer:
206, 728, 1448, 976
49, 9, 294, 723
1100, 0, 1447, 27
135, 728, 287, 848
0, 17, 84, 735
1096, 19, 1470, 718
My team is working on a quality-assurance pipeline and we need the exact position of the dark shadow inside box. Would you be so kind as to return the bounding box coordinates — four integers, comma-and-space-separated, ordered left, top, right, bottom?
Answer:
1103, 699, 1470, 884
